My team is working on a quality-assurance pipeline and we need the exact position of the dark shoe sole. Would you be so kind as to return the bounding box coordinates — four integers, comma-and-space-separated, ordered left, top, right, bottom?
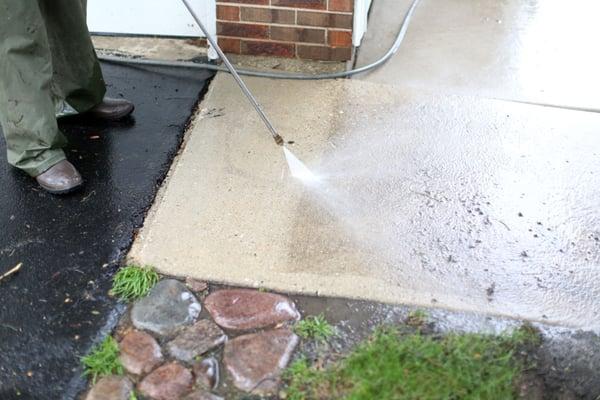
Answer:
91, 104, 135, 121
38, 180, 84, 195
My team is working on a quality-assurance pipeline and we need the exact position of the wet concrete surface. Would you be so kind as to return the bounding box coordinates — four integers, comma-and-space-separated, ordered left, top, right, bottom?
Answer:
356, 0, 600, 112
0, 63, 212, 399
130, 74, 600, 332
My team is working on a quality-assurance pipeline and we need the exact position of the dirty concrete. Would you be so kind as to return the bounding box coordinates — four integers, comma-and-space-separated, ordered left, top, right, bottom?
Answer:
0, 64, 212, 399
93, 35, 346, 75
128, 73, 600, 331
92, 36, 209, 61
356, 0, 600, 111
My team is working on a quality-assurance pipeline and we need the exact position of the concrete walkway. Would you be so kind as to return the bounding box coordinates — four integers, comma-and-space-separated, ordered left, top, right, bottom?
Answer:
129, 0, 600, 330
356, 0, 600, 111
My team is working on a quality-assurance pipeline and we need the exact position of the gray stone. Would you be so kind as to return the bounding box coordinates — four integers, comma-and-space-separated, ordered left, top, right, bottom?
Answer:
131, 279, 201, 336
223, 328, 299, 394
192, 357, 219, 390
182, 390, 224, 400
85, 375, 133, 400
204, 289, 300, 331
119, 330, 163, 375
138, 362, 193, 400
166, 320, 227, 363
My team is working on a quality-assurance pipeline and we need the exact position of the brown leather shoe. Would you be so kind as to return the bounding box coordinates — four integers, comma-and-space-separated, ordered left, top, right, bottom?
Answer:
87, 97, 134, 121
35, 160, 83, 194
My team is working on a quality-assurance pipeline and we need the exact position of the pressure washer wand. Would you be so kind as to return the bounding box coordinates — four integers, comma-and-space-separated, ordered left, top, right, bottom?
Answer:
180, 0, 284, 146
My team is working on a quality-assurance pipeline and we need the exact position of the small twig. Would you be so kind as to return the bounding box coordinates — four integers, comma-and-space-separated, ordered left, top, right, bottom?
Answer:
0, 323, 18, 332
494, 218, 511, 231
0, 262, 22, 282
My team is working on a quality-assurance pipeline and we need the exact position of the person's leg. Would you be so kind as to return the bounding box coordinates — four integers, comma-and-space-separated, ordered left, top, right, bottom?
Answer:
38, 0, 106, 113
0, 0, 67, 176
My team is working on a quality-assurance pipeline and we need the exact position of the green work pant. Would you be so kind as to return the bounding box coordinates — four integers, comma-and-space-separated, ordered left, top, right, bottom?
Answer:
0, 0, 106, 176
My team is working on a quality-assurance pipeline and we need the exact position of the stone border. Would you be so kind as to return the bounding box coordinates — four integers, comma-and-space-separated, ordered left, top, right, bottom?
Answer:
84, 278, 302, 400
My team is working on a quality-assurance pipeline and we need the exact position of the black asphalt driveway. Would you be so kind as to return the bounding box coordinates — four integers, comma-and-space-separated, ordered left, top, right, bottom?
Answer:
0, 63, 212, 399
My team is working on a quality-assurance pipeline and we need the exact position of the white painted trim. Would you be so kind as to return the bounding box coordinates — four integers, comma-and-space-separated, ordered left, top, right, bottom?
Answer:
88, 0, 218, 59
353, 0, 373, 46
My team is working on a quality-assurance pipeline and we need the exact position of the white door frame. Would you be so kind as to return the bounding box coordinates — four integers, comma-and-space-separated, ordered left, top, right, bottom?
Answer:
87, 0, 217, 59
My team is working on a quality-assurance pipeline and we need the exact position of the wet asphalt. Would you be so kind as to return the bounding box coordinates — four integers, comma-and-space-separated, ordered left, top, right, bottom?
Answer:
0, 63, 213, 399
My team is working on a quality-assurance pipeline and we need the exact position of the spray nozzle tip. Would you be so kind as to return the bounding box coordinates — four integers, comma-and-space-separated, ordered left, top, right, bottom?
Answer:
273, 135, 284, 146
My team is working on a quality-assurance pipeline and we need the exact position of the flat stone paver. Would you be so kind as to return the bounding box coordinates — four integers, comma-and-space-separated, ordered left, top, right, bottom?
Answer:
137, 362, 193, 400
223, 328, 299, 394
119, 330, 163, 376
166, 320, 227, 362
204, 289, 300, 331
131, 279, 201, 336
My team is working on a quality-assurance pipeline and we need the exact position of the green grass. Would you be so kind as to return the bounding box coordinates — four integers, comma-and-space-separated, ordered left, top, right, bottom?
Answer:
295, 314, 335, 342
110, 265, 159, 301
284, 326, 539, 400
81, 336, 123, 384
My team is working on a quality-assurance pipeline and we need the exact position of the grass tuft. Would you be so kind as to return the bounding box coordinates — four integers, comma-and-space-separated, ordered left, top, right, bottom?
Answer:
110, 265, 159, 301
81, 336, 123, 384
295, 314, 335, 342
284, 326, 539, 400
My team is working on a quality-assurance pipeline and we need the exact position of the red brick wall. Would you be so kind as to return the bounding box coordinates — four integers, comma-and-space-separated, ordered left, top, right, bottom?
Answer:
216, 0, 354, 61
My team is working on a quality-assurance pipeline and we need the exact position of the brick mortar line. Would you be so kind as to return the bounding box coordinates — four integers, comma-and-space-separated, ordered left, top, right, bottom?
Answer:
217, 19, 352, 31
216, 3, 353, 16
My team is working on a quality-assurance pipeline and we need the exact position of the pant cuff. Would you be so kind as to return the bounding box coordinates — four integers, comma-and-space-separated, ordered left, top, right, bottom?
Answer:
22, 151, 67, 177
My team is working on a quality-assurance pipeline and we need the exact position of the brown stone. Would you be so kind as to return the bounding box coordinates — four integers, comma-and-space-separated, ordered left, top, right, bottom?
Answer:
166, 320, 227, 363
192, 357, 219, 390
182, 391, 224, 400
223, 328, 299, 394
85, 375, 132, 400
119, 330, 163, 376
185, 277, 208, 293
138, 362, 193, 400
204, 289, 300, 331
